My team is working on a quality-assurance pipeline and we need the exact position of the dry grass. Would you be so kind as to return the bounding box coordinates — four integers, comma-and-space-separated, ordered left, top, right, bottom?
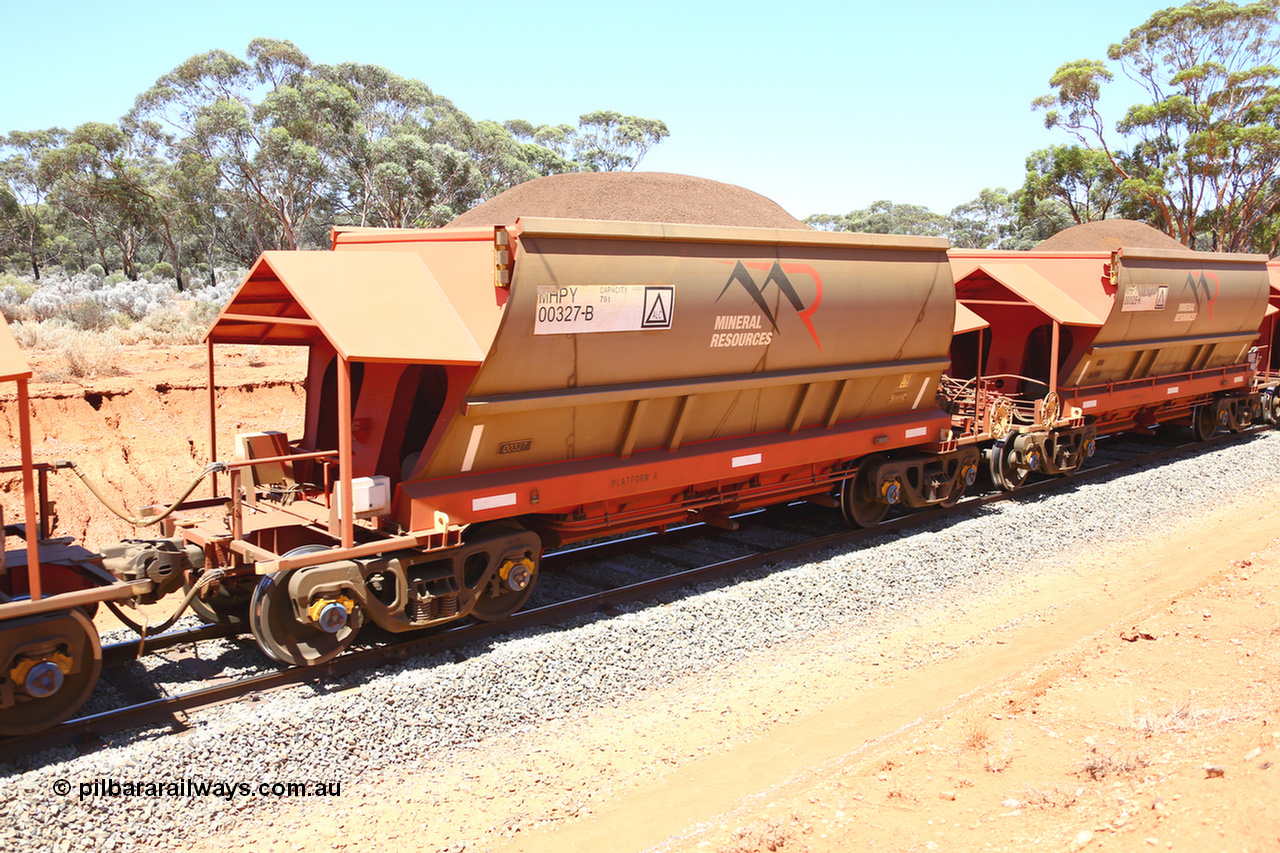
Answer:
1077, 746, 1150, 781
1018, 783, 1080, 809
886, 785, 918, 803
1131, 697, 1252, 737
11, 309, 215, 381
983, 740, 1015, 773
961, 716, 993, 752
61, 333, 126, 379
956, 715, 1013, 771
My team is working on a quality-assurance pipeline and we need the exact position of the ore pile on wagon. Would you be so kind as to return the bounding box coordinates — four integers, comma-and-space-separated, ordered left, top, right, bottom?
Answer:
1, 174, 1278, 737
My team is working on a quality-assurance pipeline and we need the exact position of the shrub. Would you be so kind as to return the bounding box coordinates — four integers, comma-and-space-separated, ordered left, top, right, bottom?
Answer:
62, 259, 81, 275
61, 331, 124, 378
0, 272, 36, 302
65, 298, 110, 331
103, 273, 126, 286
187, 299, 224, 328
0, 274, 37, 322
86, 263, 105, 278
10, 319, 73, 350
150, 261, 175, 280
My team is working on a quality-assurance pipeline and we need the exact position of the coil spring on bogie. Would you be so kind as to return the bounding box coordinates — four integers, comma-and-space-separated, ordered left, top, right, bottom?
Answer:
406, 593, 460, 623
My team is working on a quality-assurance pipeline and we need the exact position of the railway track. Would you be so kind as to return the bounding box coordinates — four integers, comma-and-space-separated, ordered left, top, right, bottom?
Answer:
1, 426, 1267, 763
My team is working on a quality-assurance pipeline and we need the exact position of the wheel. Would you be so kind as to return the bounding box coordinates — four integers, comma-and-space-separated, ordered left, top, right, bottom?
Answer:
1192, 404, 1217, 441
461, 522, 540, 622
249, 546, 362, 667
0, 609, 102, 736
469, 556, 538, 622
185, 575, 255, 626
1039, 391, 1061, 426
987, 439, 1027, 491
841, 457, 890, 528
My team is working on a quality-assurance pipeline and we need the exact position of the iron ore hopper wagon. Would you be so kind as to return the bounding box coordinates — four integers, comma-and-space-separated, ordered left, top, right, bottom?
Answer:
946, 247, 1276, 489
0, 215, 1275, 737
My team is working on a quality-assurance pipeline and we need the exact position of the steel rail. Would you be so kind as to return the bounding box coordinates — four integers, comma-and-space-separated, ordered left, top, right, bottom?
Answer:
1, 426, 1266, 763
101, 623, 240, 668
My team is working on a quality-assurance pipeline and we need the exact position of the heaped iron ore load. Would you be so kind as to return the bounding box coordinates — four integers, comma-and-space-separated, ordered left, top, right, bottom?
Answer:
1, 179, 1278, 736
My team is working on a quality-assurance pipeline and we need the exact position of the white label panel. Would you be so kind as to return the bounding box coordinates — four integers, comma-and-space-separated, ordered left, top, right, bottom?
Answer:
1167, 386, 1180, 395
1121, 285, 1168, 312
472, 493, 518, 512
534, 284, 674, 335
731, 453, 762, 468
905, 426, 928, 439
1083, 399, 1098, 409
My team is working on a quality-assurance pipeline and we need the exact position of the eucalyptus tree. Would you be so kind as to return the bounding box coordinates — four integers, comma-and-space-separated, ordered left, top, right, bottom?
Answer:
505, 111, 670, 172
1019, 145, 1126, 225
949, 187, 1017, 248
1033, 0, 1280, 251
573, 111, 669, 171
315, 62, 488, 228
38, 123, 154, 279
805, 201, 954, 238
0, 129, 65, 278
130, 38, 360, 259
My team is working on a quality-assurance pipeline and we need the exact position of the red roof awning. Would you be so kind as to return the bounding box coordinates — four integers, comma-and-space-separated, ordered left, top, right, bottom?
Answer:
0, 316, 32, 382
206, 251, 486, 364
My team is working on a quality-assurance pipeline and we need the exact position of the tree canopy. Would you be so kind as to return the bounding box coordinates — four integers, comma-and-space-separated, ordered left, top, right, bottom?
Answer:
1033, 0, 1280, 251
804, 189, 1056, 249
0, 39, 671, 283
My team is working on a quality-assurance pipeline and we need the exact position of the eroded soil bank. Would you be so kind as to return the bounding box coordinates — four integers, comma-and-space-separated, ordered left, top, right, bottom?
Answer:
0, 344, 305, 547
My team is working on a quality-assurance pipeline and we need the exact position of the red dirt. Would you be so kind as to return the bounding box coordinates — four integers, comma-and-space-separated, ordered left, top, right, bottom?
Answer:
0, 344, 305, 548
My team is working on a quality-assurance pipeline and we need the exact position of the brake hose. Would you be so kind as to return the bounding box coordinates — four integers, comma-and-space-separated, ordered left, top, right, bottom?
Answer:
56, 459, 226, 527
105, 568, 227, 654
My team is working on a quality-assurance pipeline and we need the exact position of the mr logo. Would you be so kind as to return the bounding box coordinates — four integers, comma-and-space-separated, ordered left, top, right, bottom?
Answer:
717, 261, 824, 349
1185, 270, 1220, 320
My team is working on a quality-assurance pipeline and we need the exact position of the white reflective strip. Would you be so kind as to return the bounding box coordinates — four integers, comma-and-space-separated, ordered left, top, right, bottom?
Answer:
1167, 386, 1180, 395
461, 424, 484, 472
905, 426, 928, 439
732, 453, 762, 468
472, 493, 517, 512
1083, 399, 1098, 409
912, 376, 932, 410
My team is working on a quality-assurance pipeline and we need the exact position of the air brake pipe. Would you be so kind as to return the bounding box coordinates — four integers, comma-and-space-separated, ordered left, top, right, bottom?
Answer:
60, 460, 227, 527
105, 569, 226, 652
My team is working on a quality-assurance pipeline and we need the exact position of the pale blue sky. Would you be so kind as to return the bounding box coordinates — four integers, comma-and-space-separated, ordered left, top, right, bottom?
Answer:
1, 0, 1166, 219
